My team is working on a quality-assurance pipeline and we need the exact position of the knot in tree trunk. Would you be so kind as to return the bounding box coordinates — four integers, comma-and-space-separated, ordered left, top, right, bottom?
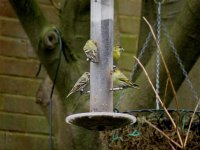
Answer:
44, 30, 59, 50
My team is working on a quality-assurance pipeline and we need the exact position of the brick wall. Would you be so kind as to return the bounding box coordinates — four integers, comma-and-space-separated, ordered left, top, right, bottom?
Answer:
0, 0, 58, 149
0, 0, 142, 149
117, 0, 141, 76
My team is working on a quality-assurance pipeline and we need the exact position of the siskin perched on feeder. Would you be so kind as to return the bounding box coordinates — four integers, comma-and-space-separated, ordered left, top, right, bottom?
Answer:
113, 45, 124, 65
83, 40, 98, 63
66, 72, 90, 98
112, 67, 139, 90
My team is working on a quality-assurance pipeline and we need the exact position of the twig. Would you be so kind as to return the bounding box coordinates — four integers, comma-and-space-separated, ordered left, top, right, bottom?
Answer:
142, 17, 180, 111
163, 77, 169, 105
184, 101, 200, 147
144, 118, 182, 149
168, 141, 177, 150
142, 17, 183, 147
144, 11, 200, 149
134, 56, 183, 148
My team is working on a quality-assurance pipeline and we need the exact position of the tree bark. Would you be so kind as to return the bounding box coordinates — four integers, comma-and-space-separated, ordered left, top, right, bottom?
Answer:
9, 0, 101, 150
8, 0, 200, 149
133, 0, 186, 81
120, 0, 200, 111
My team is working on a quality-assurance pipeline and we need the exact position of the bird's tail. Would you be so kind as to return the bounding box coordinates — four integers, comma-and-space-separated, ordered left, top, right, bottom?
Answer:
131, 83, 140, 89
66, 92, 72, 99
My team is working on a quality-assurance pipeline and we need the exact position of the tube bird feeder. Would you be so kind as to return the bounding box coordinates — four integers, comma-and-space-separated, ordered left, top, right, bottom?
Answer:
66, 0, 136, 131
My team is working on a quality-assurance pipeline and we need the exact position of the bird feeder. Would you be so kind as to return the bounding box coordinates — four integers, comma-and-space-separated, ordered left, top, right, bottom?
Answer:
66, 0, 136, 131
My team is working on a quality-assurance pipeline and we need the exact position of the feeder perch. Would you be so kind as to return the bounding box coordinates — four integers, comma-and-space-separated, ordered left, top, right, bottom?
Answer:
66, 0, 136, 131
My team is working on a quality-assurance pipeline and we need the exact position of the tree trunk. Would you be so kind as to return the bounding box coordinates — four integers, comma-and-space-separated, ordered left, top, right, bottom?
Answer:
9, 0, 200, 149
9, 0, 101, 150
133, 0, 186, 81
120, 0, 200, 111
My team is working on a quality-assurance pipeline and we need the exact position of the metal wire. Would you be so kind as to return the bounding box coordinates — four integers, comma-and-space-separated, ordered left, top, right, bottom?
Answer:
130, 30, 153, 78
155, 2, 162, 110
115, 2, 161, 109
122, 109, 200, 114
115, 0, 199, 115
49, 27, 62, 150
162, 24, 199, 103
114, 29, 153, 109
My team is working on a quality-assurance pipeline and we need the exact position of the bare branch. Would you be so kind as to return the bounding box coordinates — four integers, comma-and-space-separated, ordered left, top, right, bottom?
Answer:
142, 17, 184, 147
144, 118, 182, 149
143, 17, 180, 111
184, 100, 200, 147
134, 56, 183, 147
168, 141, 176, 150
163, 77, 170, 105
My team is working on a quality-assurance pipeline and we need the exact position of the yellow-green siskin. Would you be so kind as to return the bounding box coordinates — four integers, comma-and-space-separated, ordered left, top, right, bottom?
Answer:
112, 67, 139, 89
66, 72, 90, 98
113, 45, 124, 65
83, 40, 98, 63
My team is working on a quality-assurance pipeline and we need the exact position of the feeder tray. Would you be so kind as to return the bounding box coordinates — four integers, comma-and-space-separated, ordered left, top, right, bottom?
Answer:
66, 112, 136, 131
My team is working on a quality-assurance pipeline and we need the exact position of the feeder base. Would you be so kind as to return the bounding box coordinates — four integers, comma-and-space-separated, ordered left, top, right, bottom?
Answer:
66, 112, 136, 131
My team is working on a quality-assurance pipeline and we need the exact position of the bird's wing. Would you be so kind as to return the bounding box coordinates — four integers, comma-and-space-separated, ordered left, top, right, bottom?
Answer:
118, 78, 139, 89
66, 73, 89, 98
118, 78, 133, 87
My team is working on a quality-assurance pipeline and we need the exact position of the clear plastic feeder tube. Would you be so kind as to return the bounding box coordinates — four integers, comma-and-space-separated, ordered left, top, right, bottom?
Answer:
90, 0, 114, 112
